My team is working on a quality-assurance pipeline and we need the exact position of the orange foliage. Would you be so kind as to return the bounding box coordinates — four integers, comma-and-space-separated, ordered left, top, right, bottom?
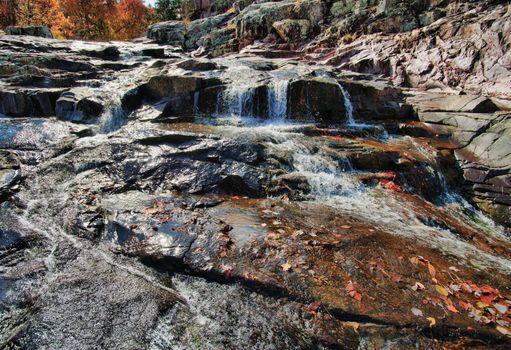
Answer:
0, 0, 17, 27
111, 0, 154, 40
2, 0, 156, 40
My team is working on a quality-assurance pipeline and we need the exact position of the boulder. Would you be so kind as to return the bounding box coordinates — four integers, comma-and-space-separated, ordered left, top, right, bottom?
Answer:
80, 46, 120, 60
56, 89, 105, 122
0, 88, 63, 117
140, 75, 222, 100
122, 75, 223, 112
141, 48, 165, 58
185, 13, 234, 50
293, 0, 326, 29
176, 59, 219, 71
409, 93, 500, 114
272, 19, 311, 42
5, 26, 53, 38
418, 111, 498, 146
236, 1, 295, 43
0, 150, 20, 202
340, 79, 407, 121
147, 21, 185, 46
287, 78, 346, 121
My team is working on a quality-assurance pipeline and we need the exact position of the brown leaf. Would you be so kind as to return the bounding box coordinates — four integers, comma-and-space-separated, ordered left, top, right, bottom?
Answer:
281, 262, 292, 272
496, 326, 511, 336
391, 273, 402, 283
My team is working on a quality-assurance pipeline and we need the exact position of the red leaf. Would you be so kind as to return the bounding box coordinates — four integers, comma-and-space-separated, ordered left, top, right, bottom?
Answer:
480, 294, 497, 305
346, 281, 362, 301
309, 301, 322, 311
380, 180, 402, 192
350, 291, 362, 301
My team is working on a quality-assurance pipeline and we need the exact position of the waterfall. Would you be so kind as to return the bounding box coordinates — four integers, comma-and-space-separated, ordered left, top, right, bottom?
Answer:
267, 80, 289, 120
193, 90, 200, 115
339, 84, 355, 125
100, 105, 127, 133
221, 86, 255, 117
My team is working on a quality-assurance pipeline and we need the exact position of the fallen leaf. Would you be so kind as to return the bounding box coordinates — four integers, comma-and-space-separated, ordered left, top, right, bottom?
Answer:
461, 283, 473, 293
459, 301, 471, 310
435, 285, 449, 297
391, 273, 402, 283
427, 262, 436, 279
341, 225, 352, 229
496, 326, 511, 336
480, 294, 497, 305
476, 301, 490, 309
495, 303, 509, 314
309, 301, 321, 312
411, 308, 423, 317
449, 284, 461, 293
346, 281, 362, 301
480, 285, 499, 295
344, 321, 360, 332
412, 282, 425, 291
350, 292, 362, 301
447, 304, 459, 313
427, 317, 436, 327
449, 266, 460, 272
381, 180, 402, 192
281, 262, 292, 272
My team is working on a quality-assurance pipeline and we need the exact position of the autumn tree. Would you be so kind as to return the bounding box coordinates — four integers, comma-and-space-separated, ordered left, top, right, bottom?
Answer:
112, 0, 154, 40
0, 0, 17, 27
2, 0, 156, 40
59, 0, 116, 40
1, 0, 68, 37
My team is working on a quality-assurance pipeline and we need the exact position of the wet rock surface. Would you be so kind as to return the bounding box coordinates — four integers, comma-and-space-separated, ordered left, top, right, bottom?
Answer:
1, 24, 511, 350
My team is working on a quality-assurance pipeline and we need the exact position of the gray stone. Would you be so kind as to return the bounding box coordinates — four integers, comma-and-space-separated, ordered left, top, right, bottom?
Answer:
56, 89, 105, 122
147, 21, 185, 46
5, 26, 53, 38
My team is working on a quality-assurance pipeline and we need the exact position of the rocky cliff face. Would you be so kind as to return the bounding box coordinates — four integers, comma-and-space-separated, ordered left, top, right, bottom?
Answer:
1, 2, 511, 349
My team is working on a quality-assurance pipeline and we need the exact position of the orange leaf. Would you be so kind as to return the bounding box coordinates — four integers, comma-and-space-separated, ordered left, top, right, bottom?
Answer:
459, 300, 470, 310
427, 262, 436, 278
447, 304, 459, 313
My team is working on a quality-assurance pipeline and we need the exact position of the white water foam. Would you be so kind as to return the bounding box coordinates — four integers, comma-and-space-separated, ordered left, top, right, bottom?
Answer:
267, 80, 289, 120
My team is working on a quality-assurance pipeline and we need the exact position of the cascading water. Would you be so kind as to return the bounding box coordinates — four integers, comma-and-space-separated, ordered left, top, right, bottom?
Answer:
193, 90, 200, 115
267, 80, 289, 120
100, 105, 127, 133
340, 85, 355, 125
221, 86, 255, 118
